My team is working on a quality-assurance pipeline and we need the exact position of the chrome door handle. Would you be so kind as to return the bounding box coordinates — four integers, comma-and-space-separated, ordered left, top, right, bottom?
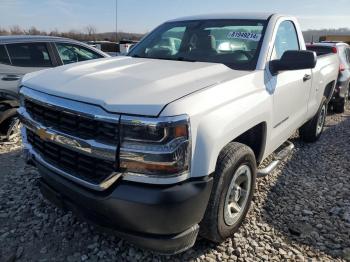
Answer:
2, 75, 21, 81
303, 74, 311, 82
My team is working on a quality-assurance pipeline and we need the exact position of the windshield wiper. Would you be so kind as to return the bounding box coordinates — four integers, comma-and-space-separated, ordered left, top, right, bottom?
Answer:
175, 57, 196, 62
130, 55, 196, 62
131, 54, 144, 58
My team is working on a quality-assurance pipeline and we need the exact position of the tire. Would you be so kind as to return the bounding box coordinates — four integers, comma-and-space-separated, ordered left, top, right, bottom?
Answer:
333, 87, 349, 113
0, 107, 17, 126
0, 103, 19, 140
200, 142, 256, 242
333, 99, 345, 113
299, 97, 327, 143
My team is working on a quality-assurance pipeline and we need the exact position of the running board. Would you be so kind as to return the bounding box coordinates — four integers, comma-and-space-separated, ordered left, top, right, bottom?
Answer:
257, 141, 294, 178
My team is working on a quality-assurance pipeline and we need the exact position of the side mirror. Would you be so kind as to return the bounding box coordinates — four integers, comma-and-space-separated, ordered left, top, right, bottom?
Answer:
270, 50, 317, 75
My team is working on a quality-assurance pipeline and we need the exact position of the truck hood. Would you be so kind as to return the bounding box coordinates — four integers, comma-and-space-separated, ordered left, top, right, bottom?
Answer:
22, 56, 250, 116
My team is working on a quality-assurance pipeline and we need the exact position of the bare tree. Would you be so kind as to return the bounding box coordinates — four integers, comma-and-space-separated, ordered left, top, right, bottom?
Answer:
0, 27, 9, 36
27, 26, 41, 35
9, 25, 23, 35
85, 25, 97, 40
49, 28, 60, 37
0, 25, 145, 42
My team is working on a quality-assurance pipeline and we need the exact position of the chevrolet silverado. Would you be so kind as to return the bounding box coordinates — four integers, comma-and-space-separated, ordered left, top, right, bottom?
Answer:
18, 13, 339, 254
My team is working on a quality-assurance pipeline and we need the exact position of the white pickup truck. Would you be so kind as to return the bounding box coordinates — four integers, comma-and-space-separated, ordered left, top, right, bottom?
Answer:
18, 13, 339, 254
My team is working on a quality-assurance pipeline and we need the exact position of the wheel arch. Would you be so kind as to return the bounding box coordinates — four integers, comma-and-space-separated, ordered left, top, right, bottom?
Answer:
190, 103, 271, 180
323, 80, 336, 103
231, 122, 267, 164
0, 89, 19, 103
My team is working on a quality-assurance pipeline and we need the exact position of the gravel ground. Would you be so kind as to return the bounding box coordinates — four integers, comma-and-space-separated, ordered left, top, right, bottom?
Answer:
0, 106, 350, 262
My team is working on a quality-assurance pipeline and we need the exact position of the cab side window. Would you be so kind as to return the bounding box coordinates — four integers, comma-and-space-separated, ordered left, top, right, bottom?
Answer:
0, 45, 11, 65
55, 43, 103, 65
6, 43, 52, 67
271, 21, 300, 60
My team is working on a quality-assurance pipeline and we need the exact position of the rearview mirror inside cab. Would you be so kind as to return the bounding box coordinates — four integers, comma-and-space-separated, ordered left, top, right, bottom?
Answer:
270, 50, 317, 75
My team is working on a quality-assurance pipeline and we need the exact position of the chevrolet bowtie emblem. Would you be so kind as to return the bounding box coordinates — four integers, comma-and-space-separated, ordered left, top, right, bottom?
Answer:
36, 128, 52, 141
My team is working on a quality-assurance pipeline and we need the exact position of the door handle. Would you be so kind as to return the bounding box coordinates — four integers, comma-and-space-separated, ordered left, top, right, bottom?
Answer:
1, 75, 21, 81
303, 74, 312, 82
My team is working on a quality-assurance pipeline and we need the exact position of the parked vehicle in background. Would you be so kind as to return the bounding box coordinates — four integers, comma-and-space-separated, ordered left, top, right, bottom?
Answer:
86, 40, 118, 56
18, 14, 339, 254
119, 39, 139, 54
307, 42, 350, 113
0, 35, 109, 141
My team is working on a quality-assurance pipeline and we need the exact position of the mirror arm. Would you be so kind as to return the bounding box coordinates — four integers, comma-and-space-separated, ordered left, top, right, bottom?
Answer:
269, 60, 280, 76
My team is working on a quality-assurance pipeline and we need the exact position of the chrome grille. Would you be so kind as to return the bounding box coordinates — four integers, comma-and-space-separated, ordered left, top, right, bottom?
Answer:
25, 99, 119, 145
19, 87, 121, 190
27, 129, 116, 185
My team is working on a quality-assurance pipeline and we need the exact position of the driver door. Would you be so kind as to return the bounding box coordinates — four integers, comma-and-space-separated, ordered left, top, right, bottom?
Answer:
267, 20, 312, 150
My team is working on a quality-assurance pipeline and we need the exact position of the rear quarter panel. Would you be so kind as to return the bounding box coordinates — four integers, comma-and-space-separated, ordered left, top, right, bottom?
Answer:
308, 54, 339, 119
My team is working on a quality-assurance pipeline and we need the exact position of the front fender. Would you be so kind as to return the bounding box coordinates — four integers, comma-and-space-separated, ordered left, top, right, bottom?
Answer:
160, 71, 273, 179
191, 92, 272, 178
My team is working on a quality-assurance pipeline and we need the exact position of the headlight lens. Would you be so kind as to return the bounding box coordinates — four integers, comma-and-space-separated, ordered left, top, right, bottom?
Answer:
119, 115, 191, 177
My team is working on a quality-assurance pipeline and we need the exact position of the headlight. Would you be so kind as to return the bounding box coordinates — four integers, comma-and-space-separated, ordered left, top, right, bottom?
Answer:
119, 115, 191, 180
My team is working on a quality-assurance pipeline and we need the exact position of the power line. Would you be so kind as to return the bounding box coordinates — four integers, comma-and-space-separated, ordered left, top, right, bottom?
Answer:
115, 0, 118, 42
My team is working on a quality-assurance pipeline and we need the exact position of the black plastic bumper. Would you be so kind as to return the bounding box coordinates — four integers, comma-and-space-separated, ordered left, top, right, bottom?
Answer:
36, 162, 213, 254
332, 81, 348, 102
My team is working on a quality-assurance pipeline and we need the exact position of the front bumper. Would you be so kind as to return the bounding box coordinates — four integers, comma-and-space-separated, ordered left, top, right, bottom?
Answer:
35, 160, 213, 254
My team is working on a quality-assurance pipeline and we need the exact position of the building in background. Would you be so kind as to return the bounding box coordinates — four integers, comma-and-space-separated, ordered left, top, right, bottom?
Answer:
320, 35, 350, 44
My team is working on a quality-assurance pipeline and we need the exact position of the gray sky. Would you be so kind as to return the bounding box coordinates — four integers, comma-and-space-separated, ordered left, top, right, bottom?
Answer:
1, 0, 350, 33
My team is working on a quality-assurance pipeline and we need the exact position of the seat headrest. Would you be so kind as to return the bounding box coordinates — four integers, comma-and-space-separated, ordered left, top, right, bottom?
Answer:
30, 48, 44, 62
195, 31, 216, 51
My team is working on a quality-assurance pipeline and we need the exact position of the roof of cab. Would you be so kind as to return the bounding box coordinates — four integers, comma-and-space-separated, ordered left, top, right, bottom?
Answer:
0, 35, 82, 44
168, 12, 274, 22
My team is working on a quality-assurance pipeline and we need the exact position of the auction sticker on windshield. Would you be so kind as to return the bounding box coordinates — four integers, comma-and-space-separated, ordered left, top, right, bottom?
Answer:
227, 32, 262, 42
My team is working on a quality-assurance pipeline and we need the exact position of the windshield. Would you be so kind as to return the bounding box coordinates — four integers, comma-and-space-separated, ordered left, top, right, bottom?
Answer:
129, 19, 267, 70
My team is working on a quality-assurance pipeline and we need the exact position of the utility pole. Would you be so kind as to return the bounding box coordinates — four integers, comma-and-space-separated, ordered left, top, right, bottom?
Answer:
115, 0, 118, 42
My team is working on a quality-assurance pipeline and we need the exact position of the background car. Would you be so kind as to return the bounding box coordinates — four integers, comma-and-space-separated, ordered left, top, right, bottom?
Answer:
0, 35, 110, 141
86, 40, 118, 56
307, 41, 350, 113
119, 39, 139, 55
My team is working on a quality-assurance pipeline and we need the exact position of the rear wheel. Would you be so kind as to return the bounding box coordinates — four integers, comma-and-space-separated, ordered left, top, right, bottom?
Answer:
333, 87, 349, 113
200, 142, 256, 242
299, 97, 327, 143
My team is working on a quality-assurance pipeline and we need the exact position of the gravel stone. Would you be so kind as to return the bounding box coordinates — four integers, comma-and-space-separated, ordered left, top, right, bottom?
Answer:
302, 209, 314, 216
0, 106, 349, 261
15, 246, 24, 259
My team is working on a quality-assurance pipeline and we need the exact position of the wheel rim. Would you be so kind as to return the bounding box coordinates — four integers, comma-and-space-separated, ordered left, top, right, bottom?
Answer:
316, 104, 326, 136
224, 164, 252, 226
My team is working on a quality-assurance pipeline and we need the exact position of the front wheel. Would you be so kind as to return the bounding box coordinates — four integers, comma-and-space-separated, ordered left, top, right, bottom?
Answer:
299, 97, 327, 143
200, 142, 256, 242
